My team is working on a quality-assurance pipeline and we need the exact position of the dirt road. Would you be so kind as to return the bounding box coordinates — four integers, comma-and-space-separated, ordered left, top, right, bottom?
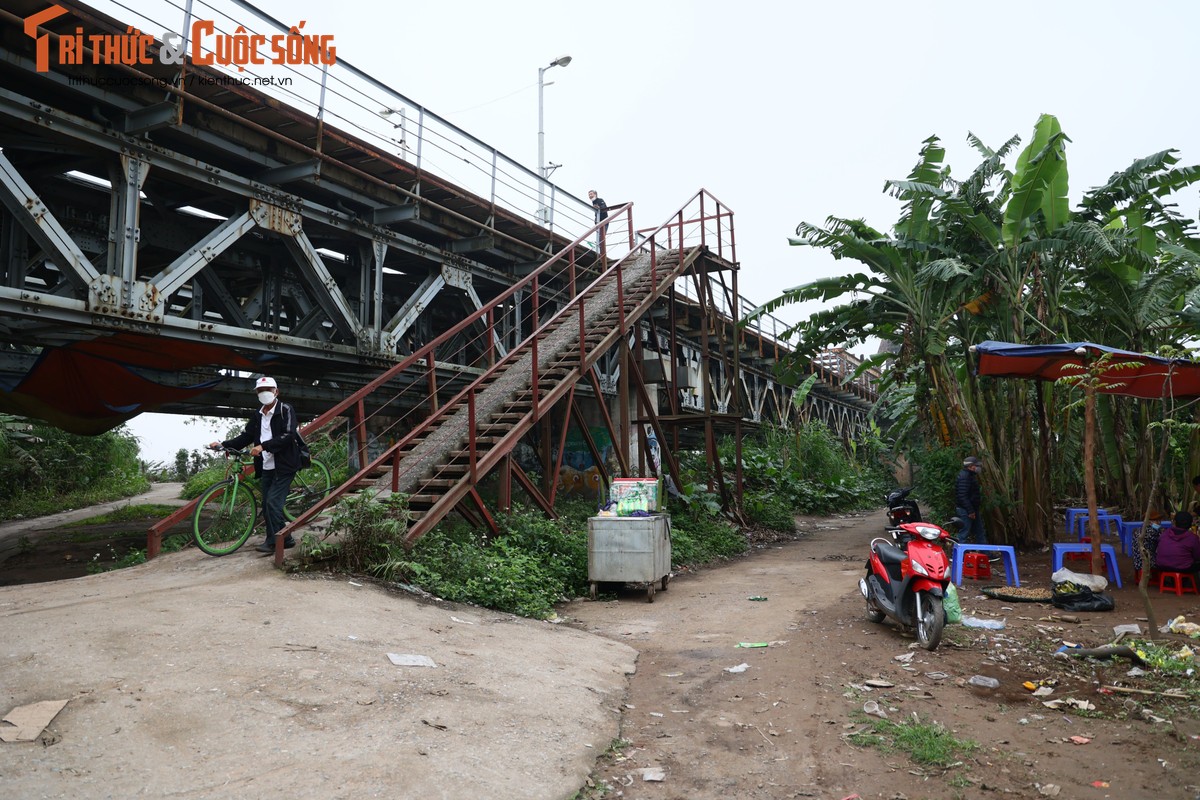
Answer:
3, 508, 1199, 799
565, 512, 1200, 800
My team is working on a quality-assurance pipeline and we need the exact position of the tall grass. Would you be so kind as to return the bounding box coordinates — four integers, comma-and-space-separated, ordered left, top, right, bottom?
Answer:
0, 424, 148, 521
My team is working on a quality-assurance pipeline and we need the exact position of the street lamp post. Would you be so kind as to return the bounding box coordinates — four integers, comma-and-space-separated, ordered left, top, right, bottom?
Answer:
537, 54, 572, 225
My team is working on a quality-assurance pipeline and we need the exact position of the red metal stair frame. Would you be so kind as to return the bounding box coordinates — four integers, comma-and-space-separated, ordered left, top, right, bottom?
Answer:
150, 190, 736, 563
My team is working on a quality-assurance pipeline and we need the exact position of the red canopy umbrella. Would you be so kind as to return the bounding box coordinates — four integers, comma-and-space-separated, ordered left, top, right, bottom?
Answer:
972, 341, 1200, 582
974, 340, 1200, 399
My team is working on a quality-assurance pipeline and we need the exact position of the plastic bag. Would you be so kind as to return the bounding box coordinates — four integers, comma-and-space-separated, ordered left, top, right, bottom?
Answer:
943, 583, 962, 624
1051, 567, 1108, 592
962, 615, 1006, 629
1052, 586, 1115, 612
1165, 616, 1200, 638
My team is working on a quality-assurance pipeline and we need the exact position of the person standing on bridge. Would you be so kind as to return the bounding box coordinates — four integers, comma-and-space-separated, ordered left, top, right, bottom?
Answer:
210, 376, 302, 553
588, 189, 609, 249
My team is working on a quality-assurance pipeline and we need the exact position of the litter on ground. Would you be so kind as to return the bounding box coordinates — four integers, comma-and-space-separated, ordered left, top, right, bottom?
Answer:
387, 653, 437, 668
0, 699, 69, 743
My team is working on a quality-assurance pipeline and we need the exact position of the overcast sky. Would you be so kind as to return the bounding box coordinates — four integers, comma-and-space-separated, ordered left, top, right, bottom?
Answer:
107, 0, 1200, 463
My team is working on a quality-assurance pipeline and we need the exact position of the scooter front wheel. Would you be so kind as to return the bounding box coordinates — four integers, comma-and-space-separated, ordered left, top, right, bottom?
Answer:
915, 593, 944, 650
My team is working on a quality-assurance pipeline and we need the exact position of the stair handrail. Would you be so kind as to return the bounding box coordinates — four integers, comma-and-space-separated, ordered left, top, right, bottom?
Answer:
299, 205, 630, 441
310, 189, 729, 455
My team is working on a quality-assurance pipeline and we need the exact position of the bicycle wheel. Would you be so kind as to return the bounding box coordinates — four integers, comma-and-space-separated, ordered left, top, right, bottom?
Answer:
284, 459, 332, 521
193, 479, 257, 555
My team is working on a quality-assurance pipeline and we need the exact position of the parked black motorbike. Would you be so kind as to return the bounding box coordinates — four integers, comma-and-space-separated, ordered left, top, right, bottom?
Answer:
885, 488, 922, 528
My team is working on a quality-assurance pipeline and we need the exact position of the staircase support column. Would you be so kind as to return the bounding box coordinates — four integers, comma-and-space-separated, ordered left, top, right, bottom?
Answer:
587, 368, 630, 476
511, 461, 557, 518
730, 268, 745, 515
625, 340, 682, 495
540, 415, 553, 499
548, 386, 575, 506
617, 334, 631, 474
467, 488, 499, 536
497, 454, 512, 513
571, 398, 611, 501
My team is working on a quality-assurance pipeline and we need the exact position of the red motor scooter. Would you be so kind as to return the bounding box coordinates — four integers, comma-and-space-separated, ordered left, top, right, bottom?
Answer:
859, 519, 958, 650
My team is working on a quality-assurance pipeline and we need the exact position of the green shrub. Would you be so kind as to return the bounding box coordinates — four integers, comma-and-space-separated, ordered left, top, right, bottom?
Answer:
496, 509, 589, 595
711, 422, 891, 518
457, 539, 564, 618
667, 503, 746, 565
302, 496, 581, 619
181, 461, 230, 499
744, 491, 796, 531
555, 497, 603, 530
908, 443, 969, 525
313, 489, 410, 574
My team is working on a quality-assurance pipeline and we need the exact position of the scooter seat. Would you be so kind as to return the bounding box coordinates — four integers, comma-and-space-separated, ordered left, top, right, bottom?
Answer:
874, 540, 906, 565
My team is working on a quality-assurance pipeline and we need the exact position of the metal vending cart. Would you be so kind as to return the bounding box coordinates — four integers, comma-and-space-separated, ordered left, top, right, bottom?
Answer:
586, 514, 672, 602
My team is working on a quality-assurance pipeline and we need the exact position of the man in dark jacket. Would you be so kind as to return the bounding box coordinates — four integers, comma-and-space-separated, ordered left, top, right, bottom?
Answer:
211, 376, 303, 552
588, 189, 609, 248
955, 456, 985, 544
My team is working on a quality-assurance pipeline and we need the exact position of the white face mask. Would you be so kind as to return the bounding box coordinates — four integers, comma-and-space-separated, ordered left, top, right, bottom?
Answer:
257, 390, 276, 406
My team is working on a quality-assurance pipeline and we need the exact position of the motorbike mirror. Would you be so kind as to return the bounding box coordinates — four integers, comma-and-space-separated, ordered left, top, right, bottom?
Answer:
947, 516, 964, 531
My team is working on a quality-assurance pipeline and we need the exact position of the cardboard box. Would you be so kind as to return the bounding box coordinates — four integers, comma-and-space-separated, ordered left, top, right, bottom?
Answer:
610, 478, 661, 515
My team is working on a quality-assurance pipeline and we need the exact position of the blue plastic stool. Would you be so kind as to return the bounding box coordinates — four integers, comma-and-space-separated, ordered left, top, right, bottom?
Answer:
1074, 512, 1122, 539
951, 544, 1020, 587
1064, 507, 1088, 535
1115, 521, 1143, 555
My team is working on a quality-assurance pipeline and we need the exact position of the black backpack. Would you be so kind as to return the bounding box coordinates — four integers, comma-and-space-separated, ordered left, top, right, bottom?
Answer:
284, 403, 312, 469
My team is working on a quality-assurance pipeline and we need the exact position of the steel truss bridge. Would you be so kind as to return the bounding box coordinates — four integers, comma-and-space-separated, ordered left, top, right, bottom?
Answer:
0, 0, 879, 554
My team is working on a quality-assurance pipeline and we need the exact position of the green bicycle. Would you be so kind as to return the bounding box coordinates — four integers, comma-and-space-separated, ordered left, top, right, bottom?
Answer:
192, 446, 332, 556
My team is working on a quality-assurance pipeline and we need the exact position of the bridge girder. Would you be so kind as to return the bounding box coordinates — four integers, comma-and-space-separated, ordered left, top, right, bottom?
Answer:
0, 2, 875, 441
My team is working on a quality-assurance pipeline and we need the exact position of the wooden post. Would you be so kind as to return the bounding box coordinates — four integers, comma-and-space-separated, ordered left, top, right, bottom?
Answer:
1084, 381, 1103, 578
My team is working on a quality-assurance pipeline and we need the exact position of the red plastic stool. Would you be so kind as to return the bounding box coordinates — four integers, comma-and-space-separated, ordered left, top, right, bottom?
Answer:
962, 552, 992, 580
1158, 572, 1199, 596
1064, 536, 1091, 562
1134, 568, 1161, 585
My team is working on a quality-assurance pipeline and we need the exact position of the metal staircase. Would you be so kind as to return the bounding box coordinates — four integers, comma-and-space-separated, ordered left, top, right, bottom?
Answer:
385, 247, 701, 543
284, 247, 709, 552
149, 190, 736, 564
274, 193, 729, 561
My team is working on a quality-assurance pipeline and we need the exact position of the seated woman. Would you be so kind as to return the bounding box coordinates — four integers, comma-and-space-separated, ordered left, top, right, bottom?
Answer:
1154, 510, 1200, 583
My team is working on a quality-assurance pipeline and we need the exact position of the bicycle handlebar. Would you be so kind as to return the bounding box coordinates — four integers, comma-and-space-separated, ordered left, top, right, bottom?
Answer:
208, 444, 250, 458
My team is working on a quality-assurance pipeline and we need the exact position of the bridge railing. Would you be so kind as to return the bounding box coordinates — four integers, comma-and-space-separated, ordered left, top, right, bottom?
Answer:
73, 0, 596, 239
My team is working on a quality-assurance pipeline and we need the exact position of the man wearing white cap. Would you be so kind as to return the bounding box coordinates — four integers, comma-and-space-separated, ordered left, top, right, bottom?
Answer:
210, 376, 304, 552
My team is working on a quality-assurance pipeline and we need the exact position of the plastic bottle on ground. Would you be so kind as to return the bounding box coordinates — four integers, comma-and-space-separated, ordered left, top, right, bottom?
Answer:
967, 675, 1000, 690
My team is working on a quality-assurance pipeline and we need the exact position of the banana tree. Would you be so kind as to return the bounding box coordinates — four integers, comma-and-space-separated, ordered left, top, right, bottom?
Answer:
751, 114, 1200, 547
